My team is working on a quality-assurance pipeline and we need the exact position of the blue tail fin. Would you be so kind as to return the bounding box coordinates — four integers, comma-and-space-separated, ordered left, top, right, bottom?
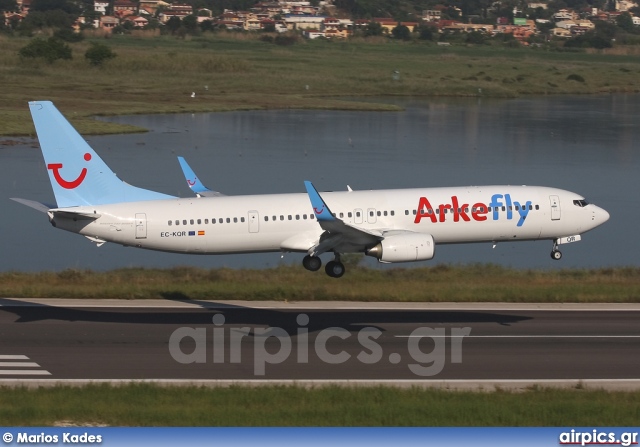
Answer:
29, 101, 174, 208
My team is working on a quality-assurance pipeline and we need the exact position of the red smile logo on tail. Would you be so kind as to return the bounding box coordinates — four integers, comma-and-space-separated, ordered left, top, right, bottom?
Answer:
47, 153, 91, 189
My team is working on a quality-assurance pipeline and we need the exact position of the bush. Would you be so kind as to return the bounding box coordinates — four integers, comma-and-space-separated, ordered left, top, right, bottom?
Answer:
566, 73, 585, 82
53, 27, 83, 42
18, 37, 72, 63
85, 42, 116, 66
274, 33, 298, 46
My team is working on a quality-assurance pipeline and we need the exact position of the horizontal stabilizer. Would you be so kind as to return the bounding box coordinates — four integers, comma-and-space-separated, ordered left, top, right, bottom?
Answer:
10, 198, 54, 213
49, 208, 101, 220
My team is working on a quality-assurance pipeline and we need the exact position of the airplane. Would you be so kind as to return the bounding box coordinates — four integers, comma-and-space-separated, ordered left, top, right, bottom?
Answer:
12, 101, 610, 278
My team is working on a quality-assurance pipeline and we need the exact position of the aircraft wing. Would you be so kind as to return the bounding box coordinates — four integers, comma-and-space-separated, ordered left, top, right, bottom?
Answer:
177, 156, 225, 197
304, 181, 382, 256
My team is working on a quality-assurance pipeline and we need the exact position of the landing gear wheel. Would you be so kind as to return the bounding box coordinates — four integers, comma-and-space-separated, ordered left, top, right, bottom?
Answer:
551, 250, 562, 260
325, 261, 345, 278
302, 255, 322, 272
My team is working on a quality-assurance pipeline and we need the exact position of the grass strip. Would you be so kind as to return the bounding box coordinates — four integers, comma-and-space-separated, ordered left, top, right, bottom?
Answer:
3, 33, 640, 135
0, 265, 639, 302
0, 384, 639, 426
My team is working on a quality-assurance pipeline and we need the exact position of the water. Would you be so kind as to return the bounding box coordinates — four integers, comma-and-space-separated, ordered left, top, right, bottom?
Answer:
2, 95, 638, 272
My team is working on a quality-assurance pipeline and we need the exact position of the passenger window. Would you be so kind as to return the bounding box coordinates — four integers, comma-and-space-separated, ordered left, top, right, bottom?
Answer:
339, 213, 344, 218
205, 219, 209, 224
502, 206, 506, 211
241, 217, 245, 222
168, 220, 172, 226
383, 211, 388, 216
303, 214, 307, 220
175, 220, 179, 225
226, 218, 231, 223
413, 210, 417, 215
391, 211, 395, 216
264, 216, 268, 222
183, 220, 187, 225
356, 212, 361, 217
348, 212, 352, 218
310, 215, 315, 220
288, 215, 292, 220
535, 205, 539, 210
234, 217, 238, 223
280, 216, 284, 221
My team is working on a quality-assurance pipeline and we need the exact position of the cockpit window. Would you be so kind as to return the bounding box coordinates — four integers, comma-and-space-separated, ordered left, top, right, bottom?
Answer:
573, 199, 589, 207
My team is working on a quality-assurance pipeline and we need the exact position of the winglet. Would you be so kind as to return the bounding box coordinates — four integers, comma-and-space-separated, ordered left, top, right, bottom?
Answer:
177, 156, 225, 197
304, 181, 336, 222
178, 156, 210, 195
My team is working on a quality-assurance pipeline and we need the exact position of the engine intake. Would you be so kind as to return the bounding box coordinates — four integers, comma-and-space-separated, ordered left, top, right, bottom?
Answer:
366, 233, 435, 263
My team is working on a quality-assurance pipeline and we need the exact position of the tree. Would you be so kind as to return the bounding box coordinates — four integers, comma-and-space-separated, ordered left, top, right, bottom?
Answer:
20, 9, 75, 30
29, 0, 79, 14
19, 37, 72, 63
0, 0, 17, 13
199, 19, 214, 32
182, 14, 199, 34
363, 21, 383, 37
391, 24, 411, 40
53, 26, 83, 41
165, 16, 182, 34
466, 30, 487, 44
84, 42, 116, 66
417, 25, 436, 41
262, 22, 275, 32
616, 12, 635, 33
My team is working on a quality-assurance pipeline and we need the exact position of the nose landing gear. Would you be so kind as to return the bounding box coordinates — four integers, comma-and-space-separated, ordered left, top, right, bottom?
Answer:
551, 239, 562, 260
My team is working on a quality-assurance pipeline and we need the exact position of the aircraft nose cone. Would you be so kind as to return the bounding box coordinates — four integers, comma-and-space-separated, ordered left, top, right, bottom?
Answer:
596, 206, 610, 225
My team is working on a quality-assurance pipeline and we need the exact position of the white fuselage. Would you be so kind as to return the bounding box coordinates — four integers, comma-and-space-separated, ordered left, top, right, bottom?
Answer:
50, 185, 609, 256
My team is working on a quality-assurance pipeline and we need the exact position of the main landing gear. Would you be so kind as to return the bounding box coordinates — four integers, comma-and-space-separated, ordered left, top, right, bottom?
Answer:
551, 239, 562, 260
302, 254, 345, 278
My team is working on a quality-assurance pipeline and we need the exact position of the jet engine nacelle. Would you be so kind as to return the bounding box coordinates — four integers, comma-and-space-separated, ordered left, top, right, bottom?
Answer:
366, 233, 435, 263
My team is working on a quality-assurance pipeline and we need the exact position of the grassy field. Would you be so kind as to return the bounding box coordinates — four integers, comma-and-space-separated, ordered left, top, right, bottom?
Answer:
1, 384, 639, 426
3, 32, 640, 135
1, 265, 639, 302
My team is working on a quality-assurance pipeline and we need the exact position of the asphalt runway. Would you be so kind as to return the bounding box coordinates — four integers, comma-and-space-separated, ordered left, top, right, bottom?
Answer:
1, 299, 639, 387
